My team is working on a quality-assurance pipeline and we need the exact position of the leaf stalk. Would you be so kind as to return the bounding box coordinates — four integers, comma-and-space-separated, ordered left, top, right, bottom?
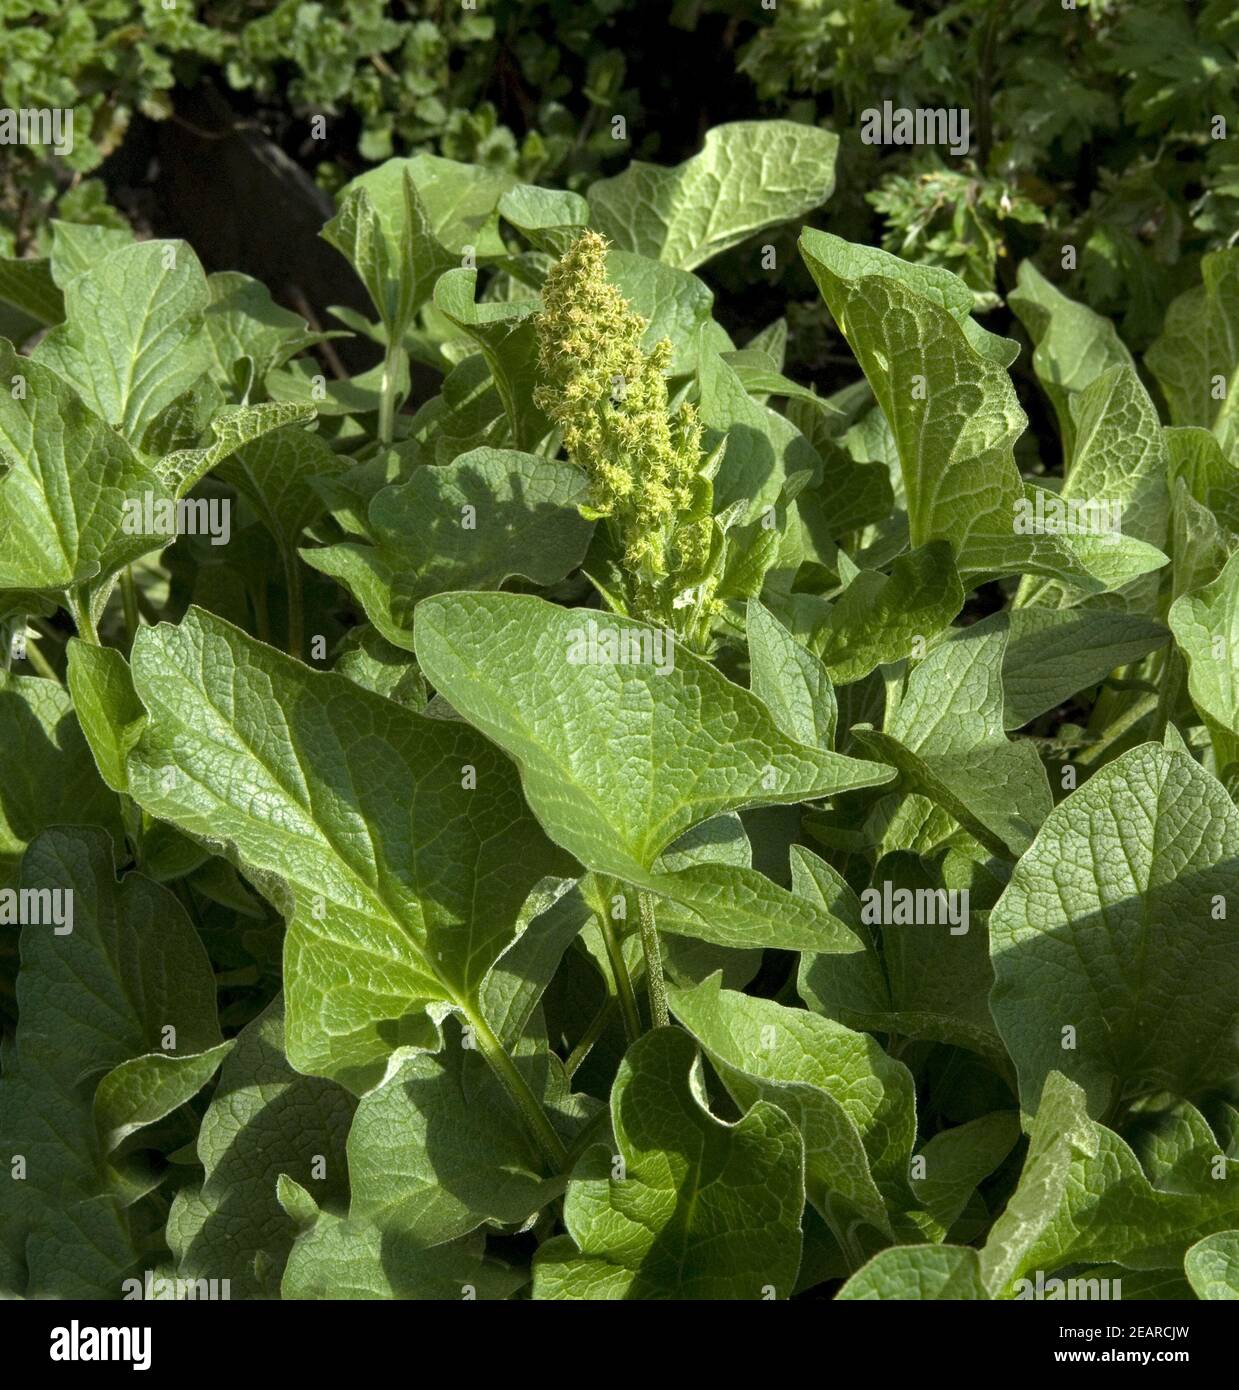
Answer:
637, 891, 669, 1029
462, 1004, 569, 1172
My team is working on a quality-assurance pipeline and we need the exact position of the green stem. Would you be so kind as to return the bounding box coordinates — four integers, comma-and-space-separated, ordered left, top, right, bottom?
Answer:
282, 547, 305, 661
120, 794, 144, 869
1078, 692, 1158, 767
595, 905, 643, 1043
463, 1005, 568, 1170
22, 635, 61, 684
66, 589, 100, 644
1152, 646, 1186, 744
564, 996, 617, 1080
377, 343, 406, 446
120, 566, 140, 650
637, 891, 669, 1029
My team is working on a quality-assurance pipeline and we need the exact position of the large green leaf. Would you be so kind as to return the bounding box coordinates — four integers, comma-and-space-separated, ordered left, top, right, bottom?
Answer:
498, 184, 589, 257
746, 599, 837, 749
1001, 607, 1169, 729
1017, 365, 1169, 609
323, 180, 416, 337
806, 543, 964, 684
167, 997, 356, 1299
326, 156, 514, 325
414, 592, 892, 946
0, 342, 175, 603
334, 1019, 576, 1251
1185, 1232, 1239, 1299
588, 121, 838, 271
990, 743, 1239, 1118
1147, 248, 1239, 459
799, 850, 1005, 1064
979, 1072, 1239, 1296
837, 1245, 986, 1300
0, 827, 224, 1297
416, 591, 890, 880
124, 605, 573, 1091
851, 619, 1052, 857
532, 1027, 804, 1299
281, 1212, 523, 1300
1169, 548, 1239, 773
670, 974, 916, 1247
306, 448, 593, 651
799, 230, 1166, 591
1008, 260, 1134, 458
33, 239, 211, 442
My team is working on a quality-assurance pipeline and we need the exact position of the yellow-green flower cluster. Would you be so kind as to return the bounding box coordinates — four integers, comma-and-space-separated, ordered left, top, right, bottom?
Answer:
534, 230, 713, 620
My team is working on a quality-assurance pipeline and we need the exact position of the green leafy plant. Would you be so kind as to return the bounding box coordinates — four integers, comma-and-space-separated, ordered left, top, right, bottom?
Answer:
733, 0, 1239, 335
7, 0, 1236, 375
0, 0, 645, 255
3, 123, 1239, 1306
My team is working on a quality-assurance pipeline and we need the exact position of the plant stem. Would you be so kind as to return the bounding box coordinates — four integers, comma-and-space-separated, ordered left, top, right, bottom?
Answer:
1078, 692, 1158, 767
283, 548, 304, 661
120, 566, 140, 650
67, 590, 100, 644
23, 635, 61, 684
1152, 647, 1186, 743
463, 1005, 568, 1170
377, 343, 405, 446
637, 891, 669, 1029
595, 906, 642, 1043
564, 996, 617, 1080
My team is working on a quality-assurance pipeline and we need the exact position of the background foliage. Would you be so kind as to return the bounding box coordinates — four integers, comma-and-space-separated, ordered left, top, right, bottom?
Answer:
4, 0, 1239, 349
